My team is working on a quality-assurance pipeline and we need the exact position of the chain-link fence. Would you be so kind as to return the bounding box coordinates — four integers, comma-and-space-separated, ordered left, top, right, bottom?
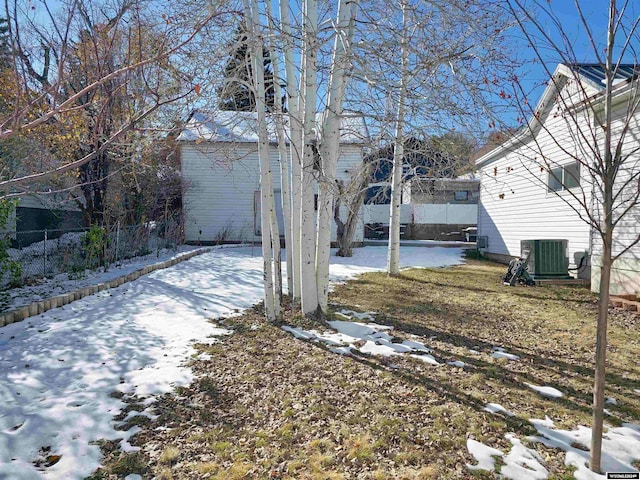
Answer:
0, 219, 183, 289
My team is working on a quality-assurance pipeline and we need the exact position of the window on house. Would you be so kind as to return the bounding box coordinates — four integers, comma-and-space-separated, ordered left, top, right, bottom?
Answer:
548, 162, 580, 192
453, 191, 469, 202
563, 162, 580, 189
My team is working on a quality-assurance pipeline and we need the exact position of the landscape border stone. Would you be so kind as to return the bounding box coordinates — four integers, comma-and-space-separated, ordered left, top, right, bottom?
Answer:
0, 247, 212, 329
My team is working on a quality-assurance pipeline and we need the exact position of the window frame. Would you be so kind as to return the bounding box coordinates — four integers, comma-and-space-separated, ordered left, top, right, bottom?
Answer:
548, 162, 580, 192
453, 190, 469, 202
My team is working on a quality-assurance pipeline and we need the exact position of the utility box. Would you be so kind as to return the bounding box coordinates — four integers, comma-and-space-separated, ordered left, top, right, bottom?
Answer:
521, 239, 570, 279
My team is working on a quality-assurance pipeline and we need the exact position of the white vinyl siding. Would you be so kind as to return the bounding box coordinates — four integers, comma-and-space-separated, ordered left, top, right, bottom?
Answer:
182, 142, 364, 244
590, 99, 640, 294
477, 80, 592, 273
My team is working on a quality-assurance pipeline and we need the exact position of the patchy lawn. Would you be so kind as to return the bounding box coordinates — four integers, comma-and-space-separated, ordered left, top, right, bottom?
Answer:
91, 257, 640, 480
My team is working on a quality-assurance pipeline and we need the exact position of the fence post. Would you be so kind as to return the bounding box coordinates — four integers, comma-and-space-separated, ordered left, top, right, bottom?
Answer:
43, 229, 47, 277
115, 220, 120, 263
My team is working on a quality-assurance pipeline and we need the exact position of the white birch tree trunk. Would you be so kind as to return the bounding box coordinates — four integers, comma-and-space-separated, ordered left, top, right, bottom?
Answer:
279, 0, 303, 302
300, 0, 319, 315
244, 0, 278, 320
316, 0, 359, 311
387, 0, 410, 275
269, 190, 283, 316
266, 0, 292, 299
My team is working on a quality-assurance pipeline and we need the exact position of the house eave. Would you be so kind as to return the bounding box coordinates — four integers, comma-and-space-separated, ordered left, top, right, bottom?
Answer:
570, 75, 639, 114
474, 129, 532, 168
475, 64, 576, 169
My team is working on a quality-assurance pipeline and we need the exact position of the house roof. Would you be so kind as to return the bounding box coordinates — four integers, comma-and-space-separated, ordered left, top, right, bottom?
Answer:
176, 110, 369, 145
571, 63, 638, 87
474, 63, 640, 168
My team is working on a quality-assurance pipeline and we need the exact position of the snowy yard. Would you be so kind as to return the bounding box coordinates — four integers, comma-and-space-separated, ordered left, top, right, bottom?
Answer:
0, 245, 464, 479
3, 245, 208, 312
96, 252, 638, 480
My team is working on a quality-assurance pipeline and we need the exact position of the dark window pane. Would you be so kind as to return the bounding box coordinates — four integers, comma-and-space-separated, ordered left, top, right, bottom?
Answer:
563, 162, 580, 189
548, 167, 563, 192
454, 191, 469, 201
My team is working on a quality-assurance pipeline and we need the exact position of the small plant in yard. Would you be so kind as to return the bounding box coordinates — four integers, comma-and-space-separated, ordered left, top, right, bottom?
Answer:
193, 462, 221, 475
547, 465, 578, 480
155, 467, 174, 480
200, 461, 252, 480
468, 469, 495, 479
462, 248, 486, 261
8, 261, 22, 287
83, 224, 109, 269
211, 440, 233, 459
346, 434, 376, 464
213, 220, 233, 245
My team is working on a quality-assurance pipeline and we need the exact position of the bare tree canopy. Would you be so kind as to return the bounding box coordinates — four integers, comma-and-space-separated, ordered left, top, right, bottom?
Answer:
0, 0, 238, 212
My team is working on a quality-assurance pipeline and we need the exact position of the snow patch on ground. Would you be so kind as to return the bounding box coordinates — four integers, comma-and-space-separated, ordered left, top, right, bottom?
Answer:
467, 438, 504, 472
330, 346, 352, 355
281, 246, 465, 363
501, 433, 548, 479
4, 245, 208, 311
484, 403, 515, 417
0, 245, 464, 478
402, 340, 432, 353
282, 316, 445, 365
529, 417, 640, 480
410, 353, 440, 365
447, 360, 466, 368
467, 415, 640, 480
525, 383, 564, 399
337, 309, 377, 321
492, 347, 520, 361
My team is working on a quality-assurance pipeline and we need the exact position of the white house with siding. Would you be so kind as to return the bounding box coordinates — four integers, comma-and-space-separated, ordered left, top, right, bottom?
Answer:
475, 63, 640, 295
178, 110, 369, 244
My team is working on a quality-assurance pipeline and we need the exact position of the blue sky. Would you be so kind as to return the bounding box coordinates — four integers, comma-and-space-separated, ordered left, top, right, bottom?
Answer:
18, 0, 640, 139
501, 0, 640, 127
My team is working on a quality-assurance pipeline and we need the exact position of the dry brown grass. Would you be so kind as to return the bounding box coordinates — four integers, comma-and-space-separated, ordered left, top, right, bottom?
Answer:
91, 257, 640, 479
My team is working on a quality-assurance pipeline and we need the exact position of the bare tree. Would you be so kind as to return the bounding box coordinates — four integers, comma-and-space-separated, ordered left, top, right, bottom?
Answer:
265, 0, 294, 298
483, 0, 640, 472
334, 162, 370, 256
260, 0, 362, 316
299, 0, 320, 315
0, 0, 234, 208
243, 0, 281, 320
240, 0, 507, 317
386, 0, 410, 275
347, 0, 516, 274
315, 0, 359, 311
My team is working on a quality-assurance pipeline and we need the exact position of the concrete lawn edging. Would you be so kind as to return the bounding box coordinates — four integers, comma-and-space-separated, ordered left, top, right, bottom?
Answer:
0, 247, 214, 329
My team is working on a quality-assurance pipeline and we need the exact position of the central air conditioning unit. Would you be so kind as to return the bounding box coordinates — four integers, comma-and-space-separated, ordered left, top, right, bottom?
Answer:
520, 239, 570, 279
